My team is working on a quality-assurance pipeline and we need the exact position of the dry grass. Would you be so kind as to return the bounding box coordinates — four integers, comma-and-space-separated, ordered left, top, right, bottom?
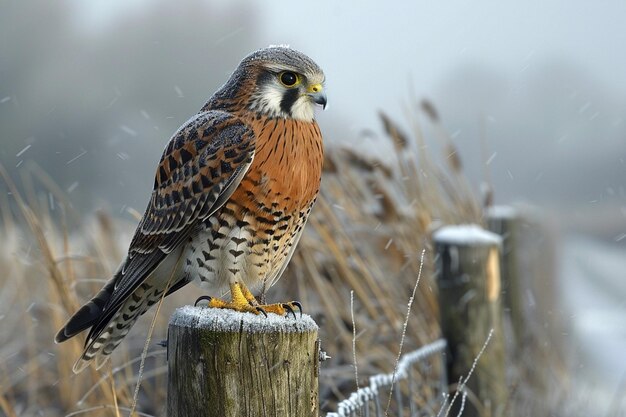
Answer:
0, 104, 561, 416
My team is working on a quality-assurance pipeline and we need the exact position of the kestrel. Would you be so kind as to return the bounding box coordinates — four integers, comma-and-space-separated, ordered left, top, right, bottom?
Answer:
55, 46, 326, 373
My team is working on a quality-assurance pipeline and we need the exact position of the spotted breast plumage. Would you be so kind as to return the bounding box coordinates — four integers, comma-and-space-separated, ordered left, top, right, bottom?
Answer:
55, 46, 327, 373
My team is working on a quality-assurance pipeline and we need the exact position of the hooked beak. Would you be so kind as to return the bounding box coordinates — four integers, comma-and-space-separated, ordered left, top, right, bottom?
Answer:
307, 84, 327, 110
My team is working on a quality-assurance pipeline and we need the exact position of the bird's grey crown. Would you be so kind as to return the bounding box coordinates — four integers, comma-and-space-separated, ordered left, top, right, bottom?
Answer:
241, 46, 323, 77
204, 46, 324, 114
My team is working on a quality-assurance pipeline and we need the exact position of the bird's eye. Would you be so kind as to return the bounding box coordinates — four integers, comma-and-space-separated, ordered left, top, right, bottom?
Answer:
279, 71, 299, 87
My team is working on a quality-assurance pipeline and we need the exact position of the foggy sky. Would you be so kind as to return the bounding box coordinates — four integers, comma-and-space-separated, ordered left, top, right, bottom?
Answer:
69, 0, 626, 209
72, 0, 626, 128
3, 0, 626, 230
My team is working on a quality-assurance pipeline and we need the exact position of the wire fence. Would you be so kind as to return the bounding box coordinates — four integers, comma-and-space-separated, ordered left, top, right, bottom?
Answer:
326, 339, 448, 417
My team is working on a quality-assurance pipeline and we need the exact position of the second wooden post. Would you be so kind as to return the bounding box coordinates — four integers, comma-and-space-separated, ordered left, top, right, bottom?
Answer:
433, 224, 506, 417
167, 306, 319, 417
486, 206, 524, 344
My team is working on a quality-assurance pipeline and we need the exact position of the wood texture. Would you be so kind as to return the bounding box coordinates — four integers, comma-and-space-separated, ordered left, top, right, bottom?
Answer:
167, 307, 319, 417
434, 226, 506, 417
486, 207, 524, 345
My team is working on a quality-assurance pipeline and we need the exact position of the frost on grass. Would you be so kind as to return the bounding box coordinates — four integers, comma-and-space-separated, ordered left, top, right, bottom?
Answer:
170, 305, 318, 333
433, 224, 502, 246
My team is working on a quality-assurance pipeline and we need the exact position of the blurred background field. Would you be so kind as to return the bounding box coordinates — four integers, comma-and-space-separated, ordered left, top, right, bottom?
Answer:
1, 0, 625, 416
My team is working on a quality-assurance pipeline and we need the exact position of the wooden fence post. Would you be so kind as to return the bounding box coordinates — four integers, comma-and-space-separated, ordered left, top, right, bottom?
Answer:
433, 224, 506, 417
167, 306, 319, 417
486, 206, 524, 345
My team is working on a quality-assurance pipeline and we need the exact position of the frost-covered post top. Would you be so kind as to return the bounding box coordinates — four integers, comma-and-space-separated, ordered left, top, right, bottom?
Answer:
170, 305, 318, 334
433, 224, 502, 247
485, 205, 518, 220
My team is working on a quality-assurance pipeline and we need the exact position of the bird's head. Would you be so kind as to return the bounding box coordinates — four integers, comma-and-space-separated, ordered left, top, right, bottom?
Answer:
218, 46, 327, 121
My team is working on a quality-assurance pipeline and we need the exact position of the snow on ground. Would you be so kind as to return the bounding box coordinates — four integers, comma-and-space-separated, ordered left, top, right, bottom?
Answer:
558, 234, 626, 398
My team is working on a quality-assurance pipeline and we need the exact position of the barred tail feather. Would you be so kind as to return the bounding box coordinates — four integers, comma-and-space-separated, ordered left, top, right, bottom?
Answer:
54, 277, 116, 344
72, 282, 163, 373
72, 310, 130, 373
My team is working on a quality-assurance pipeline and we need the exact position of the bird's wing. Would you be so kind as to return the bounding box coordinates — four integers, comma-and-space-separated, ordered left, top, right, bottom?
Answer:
85, 110, 255, 343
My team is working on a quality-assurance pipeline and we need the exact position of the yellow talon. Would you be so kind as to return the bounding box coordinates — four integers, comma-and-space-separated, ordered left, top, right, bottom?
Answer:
196, 282, 303, 318
238, 283, 258, 305
257, 301, 303, 319
201, 282, 261, 314
229, 282, 250, 308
